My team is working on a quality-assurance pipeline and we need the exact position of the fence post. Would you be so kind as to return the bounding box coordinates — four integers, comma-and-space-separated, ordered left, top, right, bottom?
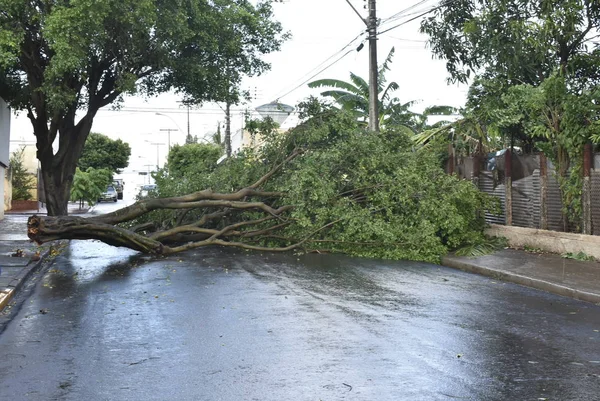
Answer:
472, 153, 481, 186
539, 153, 548, 230
583, 142, 593, 235
447, 143, 454, 175
505, 149, 512, 226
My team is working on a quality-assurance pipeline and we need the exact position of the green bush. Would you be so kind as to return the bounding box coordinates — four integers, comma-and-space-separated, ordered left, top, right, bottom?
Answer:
70, 167, 112, 206
9, 147, 36, 201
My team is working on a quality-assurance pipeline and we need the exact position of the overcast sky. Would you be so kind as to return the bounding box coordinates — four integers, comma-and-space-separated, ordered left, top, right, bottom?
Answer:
9, 0, 468, 175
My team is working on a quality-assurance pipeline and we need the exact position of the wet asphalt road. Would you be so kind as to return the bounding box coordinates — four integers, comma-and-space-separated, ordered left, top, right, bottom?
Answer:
1, 232, 600, 399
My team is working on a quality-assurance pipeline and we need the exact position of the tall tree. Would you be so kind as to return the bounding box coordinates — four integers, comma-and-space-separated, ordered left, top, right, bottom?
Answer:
78, 133, 131, 173
0, 0, 287, 215
420, 0, 600, 87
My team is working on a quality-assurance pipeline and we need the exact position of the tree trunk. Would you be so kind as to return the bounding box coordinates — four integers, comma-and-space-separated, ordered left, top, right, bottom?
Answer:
37, 117, 93, 216
27, 150, 320, 254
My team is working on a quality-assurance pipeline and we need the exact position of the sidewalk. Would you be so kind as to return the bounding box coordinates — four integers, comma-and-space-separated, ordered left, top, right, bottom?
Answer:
443, 248, 600, 304
0, 203, 90, 311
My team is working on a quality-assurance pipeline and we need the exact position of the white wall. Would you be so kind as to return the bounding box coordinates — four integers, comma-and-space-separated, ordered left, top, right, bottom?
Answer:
0, 98, 10, 219
0, 98, 9, 167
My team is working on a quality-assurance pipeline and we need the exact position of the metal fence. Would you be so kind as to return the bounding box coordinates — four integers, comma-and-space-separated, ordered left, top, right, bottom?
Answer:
460, 153, 600, 235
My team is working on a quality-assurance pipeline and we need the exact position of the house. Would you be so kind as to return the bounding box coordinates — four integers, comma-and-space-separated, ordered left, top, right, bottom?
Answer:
0, 98, 10, 220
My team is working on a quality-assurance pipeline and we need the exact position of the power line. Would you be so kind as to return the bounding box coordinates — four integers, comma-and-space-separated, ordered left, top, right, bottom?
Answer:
274, 46, 360, 101
380, 0, 435, 24
267, 30, 365, 100
378, 0, 461, 36
382, 35, 427, 43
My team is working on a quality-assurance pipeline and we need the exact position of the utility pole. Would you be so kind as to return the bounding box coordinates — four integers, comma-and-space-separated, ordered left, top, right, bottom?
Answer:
159, 128, 176, 149
225, 102, 232, 157
367, 0, 379, 132
176, 101, 191, 137
345, 0, 379, 132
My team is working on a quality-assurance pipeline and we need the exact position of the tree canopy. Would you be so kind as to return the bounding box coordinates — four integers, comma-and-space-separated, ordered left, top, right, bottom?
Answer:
54, 102, 494, 263
0, 0, 287, 215
420, 0, 600, 86
70, 167, 112, 207
78, 133, 131, 173
420, 0, 600, 230
166, 142, 222, 178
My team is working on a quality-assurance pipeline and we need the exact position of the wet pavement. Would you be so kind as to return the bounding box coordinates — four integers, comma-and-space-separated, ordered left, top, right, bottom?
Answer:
0, 241, 599, 400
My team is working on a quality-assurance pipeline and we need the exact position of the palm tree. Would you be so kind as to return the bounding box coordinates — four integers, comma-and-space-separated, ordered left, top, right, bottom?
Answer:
412, 112, 502, 157
308, 48, 454, 132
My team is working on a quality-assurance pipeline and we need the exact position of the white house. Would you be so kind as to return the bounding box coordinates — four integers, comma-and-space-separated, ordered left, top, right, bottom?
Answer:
0, 98, 10, 220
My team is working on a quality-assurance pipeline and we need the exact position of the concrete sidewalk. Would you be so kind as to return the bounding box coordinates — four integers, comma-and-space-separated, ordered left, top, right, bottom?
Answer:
0, 203, 90, 311
443, 248, 600, 304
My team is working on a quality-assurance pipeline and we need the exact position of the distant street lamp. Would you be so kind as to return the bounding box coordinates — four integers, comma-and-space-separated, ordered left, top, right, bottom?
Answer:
159, 128, 176, 149
145, 140, 166, 168
143, 164, 154, 184
155, 112, 184, 145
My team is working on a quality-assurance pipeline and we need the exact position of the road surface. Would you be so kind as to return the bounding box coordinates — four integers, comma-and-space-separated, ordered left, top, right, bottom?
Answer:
0, 214, 599, 400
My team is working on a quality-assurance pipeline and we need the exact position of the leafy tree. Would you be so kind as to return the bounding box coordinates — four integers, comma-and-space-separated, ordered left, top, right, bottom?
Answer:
421, 1, 600, 231
70, 167, 112, 207
167, 143, 222, 178
309, 48, 417, 131
9, 146, 36, 201
420, 0, 600, 87
78, 133, 131, 174
501, 74, 600, 229
0, 0, 287, 216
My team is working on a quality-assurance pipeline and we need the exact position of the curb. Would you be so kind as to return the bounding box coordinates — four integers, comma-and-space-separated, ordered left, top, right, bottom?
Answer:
441, 256, 600, 305
0, 248, 51, 312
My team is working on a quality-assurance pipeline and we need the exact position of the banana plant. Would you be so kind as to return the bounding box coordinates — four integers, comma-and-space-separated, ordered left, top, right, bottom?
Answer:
308, 48, 423, 132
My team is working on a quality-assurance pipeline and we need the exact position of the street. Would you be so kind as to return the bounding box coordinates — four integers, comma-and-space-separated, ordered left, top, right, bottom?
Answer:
0, 234, 599, 400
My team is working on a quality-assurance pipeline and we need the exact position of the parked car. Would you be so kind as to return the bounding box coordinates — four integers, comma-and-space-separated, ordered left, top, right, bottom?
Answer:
139, 184, 157, 198
112, 179, 124, 200
99, 185, 118, 203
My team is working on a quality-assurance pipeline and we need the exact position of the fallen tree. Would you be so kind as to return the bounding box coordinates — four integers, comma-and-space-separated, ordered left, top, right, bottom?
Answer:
27, 105, 498, 263
28, 151, 311, 255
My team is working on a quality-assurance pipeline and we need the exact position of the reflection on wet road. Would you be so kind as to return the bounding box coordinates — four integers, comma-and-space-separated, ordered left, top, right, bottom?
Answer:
0, 242, 599, 400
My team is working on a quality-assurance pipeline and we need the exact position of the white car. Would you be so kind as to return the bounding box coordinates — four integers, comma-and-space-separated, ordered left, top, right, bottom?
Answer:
139, 184, 157, 198
99, 186, 118, 202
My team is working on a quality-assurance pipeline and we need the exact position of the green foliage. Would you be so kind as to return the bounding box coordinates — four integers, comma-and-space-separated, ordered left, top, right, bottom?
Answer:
422, 1, 600, 232
70, 167, 111, 206
167, 143, 222, 178
245, 116, 279, 136
146, 104, 494, 263
561, 251, 596, 262
0, 0, 287, 112
9, 147, 35, 201
455, 236, 508, 257
501, 73, 600, 228
78, 133, 131, 174
308, 48, 425, 132
0, 0, 287, 215
421, 0, 600, 87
